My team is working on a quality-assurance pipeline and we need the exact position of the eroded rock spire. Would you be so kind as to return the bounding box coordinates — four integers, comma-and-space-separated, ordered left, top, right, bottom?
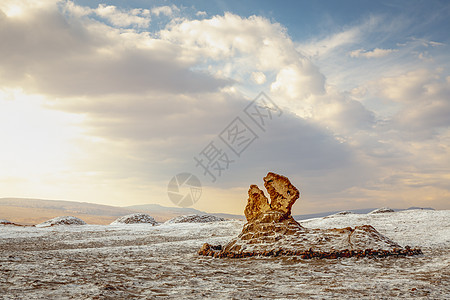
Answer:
199, 172, 422, 259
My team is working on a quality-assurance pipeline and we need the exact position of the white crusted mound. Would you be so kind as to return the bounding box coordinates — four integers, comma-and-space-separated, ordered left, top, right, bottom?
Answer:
36, 216, 87, 227
165, 214, 226, 224
0, 219, 13, 225
110, 213, 157, 225
370, 207, 395, 214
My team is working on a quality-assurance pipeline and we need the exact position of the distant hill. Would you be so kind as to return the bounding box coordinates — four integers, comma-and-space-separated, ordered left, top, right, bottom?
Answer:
0, 198, 137, 225
0, 198, 246, 225
0, 198, 435, 225
126, 204, 205, 215
293, 208, 377, 220
405, 206, 435, 211
293, 207, 435, 220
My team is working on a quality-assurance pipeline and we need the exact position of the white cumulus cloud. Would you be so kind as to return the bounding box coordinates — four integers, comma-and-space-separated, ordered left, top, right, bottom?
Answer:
350, 48, 398, 58
95, 4, 151, 28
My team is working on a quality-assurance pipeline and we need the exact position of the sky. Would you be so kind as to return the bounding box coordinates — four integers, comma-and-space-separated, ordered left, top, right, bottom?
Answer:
0, 0, 449, 215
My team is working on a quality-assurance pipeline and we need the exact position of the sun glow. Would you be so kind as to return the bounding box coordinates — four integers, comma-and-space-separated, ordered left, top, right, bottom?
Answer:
2, 4, 24, 17
0, 89, 82, 180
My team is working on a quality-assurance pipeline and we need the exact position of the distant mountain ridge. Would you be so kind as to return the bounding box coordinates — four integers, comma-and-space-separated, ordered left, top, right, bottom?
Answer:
0, 198, 134, 216
0, 198, 435, 225
126, 204, 205, 215
124, 204, 246, 221
0, 198, 246, 224
0, 198, 137, 225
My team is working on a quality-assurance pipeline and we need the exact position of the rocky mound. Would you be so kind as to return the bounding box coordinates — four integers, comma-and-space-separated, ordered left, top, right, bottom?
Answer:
199, 172, 422, 259
166, 214, 226, 224
370, 207, 395, 214
36, 216, 87, 227
110, 213, 157, 225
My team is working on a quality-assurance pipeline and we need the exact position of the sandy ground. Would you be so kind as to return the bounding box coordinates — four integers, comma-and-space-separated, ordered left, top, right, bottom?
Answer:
0, 210, 449, 299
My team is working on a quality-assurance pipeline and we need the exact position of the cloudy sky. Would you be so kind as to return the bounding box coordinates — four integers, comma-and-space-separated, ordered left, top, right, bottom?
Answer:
1, 0, 449, 215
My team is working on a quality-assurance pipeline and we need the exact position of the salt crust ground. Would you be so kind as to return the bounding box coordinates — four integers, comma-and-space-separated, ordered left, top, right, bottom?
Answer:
0, 209, 449, 299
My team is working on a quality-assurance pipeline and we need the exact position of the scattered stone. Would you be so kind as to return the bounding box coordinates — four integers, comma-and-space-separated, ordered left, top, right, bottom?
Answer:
369, 207, 395, 214
198, 172, 422, 259
165, 214, 226, 224
110, 213, 158, 225
198, 243, 423, 259
335, 211, 353, 215
36, 216, 87, 227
